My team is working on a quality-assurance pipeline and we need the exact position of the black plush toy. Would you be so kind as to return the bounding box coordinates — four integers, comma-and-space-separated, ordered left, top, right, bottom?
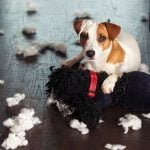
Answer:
46, 67, 150, 129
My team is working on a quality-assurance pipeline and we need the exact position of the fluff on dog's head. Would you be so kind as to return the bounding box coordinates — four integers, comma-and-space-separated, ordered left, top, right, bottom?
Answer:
73, 19, 121, 60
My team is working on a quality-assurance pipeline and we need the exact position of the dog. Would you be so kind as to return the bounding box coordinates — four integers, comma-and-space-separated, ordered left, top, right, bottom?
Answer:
62, 19, 141, 94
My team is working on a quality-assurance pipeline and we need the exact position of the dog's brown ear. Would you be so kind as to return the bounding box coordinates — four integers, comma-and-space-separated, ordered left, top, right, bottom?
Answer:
73, 19, 84, 34
102, 22, 121, 40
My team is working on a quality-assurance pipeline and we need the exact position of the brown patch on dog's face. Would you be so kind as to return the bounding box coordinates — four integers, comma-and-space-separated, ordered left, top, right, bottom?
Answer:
97, 24, 111, 50
107, 40, 125, 64
79, 32, 89, 47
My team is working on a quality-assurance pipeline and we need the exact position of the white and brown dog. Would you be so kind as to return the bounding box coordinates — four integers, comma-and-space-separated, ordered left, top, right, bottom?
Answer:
63, 19, 141, 94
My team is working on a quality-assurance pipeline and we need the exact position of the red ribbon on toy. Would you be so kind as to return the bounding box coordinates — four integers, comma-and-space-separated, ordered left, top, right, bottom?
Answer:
88, 71, 98, 97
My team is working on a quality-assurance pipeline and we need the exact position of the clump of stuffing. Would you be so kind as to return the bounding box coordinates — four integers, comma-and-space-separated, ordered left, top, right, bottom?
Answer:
22, 27, 36, 36
2, 108, 41, 150
0, 80, 5, 85
99, 119, 104, 124
0, 29, 5, 36
74, 10, 92, 19
141, 13, 149, 22
16, 42, 67, 58
139, 63, 149, 74
53, 43, 67, 56
118, 114, 142, 134
70, 119, 89, 134
105, 143, 126, 150
26, 0, 38, 14
16, 46, 39, 57
6, 93, 25, 107
1, 133, 28, 150
142, 113, 150, 118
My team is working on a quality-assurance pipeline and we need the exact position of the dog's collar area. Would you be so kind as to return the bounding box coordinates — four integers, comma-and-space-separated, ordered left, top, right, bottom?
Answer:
88, 71, 98, 98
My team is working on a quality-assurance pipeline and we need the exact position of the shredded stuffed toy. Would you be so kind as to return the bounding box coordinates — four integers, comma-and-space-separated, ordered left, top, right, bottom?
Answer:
46, 66, 150, 129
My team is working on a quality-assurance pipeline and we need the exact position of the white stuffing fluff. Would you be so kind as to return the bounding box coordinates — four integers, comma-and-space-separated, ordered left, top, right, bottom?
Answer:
16, 42, 67, 58
26, 0, 38, 13
70, 119, 89, 134
22, 27, 36, 36
0, 80, 5, 85
139, 63, 149, 74
2, 108, 41, 150
16, 46, 39, 57
142, 113, 150, 118
0, 29, 5, 36
141, 13, 149, 22
74, 10, 91, 19
105, 143, 126, 150
99, 119, 104, 124
46, 93, 56, 106
6, 93, 25, 107
1, 133, 28, 150
118, 114, 142, 134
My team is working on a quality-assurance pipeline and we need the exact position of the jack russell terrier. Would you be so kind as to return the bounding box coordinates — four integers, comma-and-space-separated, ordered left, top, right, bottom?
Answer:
63, 19, 141, 94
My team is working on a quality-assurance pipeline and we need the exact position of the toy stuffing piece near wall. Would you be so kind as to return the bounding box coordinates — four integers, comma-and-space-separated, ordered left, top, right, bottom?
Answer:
46, 65, 150, 132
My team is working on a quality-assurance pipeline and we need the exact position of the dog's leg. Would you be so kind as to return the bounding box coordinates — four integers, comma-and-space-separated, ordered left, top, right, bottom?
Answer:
62, 52, 83, 67
102, 74, 122, 94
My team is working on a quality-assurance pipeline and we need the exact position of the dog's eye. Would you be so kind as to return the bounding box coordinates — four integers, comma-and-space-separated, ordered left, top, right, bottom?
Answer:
80, 32, 88, 40
98, 34, 107, 42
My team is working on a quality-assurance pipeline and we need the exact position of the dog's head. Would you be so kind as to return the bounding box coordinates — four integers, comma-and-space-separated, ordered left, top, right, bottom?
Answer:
73, 19, 121, 60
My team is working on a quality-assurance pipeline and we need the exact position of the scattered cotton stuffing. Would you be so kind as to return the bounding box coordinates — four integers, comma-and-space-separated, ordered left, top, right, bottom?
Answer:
142, 113, 150, 118
70, 119, 89, 134
0, 80, 5, 85
26, 0, 38, 14
1, 133, 28, 150
74, 10, 92, 19
0, 29, 5, 36
16, 46, 39, 57
16, 42, 67, 58
105, 143, 126, 150
1, 108, 41, 150
118, 114, 142, 134
22, 27, 36, 36
141, 13, 149, 22
139, 63, 149, 74
6, 93, 25, 107
53, 43, 67, 56
99, 119, 104, 124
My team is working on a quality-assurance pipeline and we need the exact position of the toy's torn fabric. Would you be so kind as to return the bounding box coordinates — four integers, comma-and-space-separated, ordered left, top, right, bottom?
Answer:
2, 108, 41, 150
6, 93, 25, 107
118, 114, 142, 134
105, 143, 126, 150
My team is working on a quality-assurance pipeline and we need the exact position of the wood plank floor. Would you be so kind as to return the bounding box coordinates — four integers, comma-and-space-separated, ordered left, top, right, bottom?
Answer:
0, 0, 150, 150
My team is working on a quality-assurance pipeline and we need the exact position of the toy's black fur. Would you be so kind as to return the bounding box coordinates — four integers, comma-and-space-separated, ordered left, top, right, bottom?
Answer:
46, 67, 150, 129
46, 67, 108, 128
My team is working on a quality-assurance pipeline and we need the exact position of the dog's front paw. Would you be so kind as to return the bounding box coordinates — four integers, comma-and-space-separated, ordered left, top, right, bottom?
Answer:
102, 75, 118, 94
102, 81, 115, 94
61, 60, 74, 68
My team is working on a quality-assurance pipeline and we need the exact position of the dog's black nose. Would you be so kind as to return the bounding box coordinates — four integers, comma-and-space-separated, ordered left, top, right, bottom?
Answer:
86, 50, 95, 58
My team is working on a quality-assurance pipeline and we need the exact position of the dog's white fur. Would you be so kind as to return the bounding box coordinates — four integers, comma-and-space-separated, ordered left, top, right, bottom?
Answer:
63, 20, 141, 93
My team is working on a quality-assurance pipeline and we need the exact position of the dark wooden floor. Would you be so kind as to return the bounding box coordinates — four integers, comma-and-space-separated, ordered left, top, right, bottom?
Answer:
0, 0, 150, 150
